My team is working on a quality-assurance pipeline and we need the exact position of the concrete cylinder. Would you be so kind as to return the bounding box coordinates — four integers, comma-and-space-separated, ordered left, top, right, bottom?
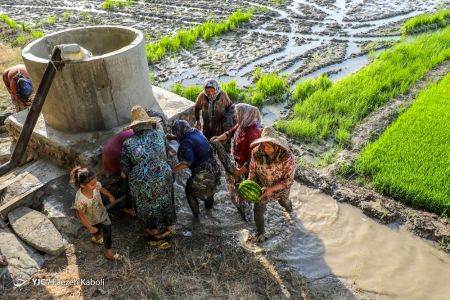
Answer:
22, 26, 162, 132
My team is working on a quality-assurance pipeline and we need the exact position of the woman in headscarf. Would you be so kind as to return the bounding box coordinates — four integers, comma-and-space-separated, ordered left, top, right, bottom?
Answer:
120, 106, 176, 244
170, 120, 221, 218
211, 103, 262, 222
247, 127, 296, 243
194, 78, 235, 140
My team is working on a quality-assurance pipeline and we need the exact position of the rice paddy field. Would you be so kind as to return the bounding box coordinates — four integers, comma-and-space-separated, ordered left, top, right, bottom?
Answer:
355, 72, 450, 216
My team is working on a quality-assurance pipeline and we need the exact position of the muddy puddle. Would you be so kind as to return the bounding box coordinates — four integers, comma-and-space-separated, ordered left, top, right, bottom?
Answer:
283, 183, 450, 299
175, 175, 450, 299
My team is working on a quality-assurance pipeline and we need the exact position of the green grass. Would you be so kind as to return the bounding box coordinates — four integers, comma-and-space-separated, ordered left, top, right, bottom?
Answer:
276, 26, 450, 144
355, 73, 450, 216
146, 9, 253, 64
102, 0, 134, 9
291, 74, 332, 104
403, 9, 450, 34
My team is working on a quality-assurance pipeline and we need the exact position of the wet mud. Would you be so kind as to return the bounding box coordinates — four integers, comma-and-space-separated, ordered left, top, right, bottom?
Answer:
1, 0, 446, 89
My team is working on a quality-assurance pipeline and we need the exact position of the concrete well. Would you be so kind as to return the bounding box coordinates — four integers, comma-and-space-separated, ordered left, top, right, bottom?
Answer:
22, 26, 162, 132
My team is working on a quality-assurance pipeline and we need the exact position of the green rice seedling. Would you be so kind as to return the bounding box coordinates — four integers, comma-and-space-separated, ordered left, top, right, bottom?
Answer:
403, 9, 450, 34
0, 14, 18, 28
145, 9, 253, 64
15, 34, 26, 46
102, 0, 134, 9
291, 74, 332, 103
252, 66, 262, 82
45, 16, 56, 25
275, 119, 317, 141
255, 72, 289, 103
30, 30, 45, 38
221, 80, 242, 102
80, 11, 91, 21
355, 73, 450, 216
249, 91, 264, 106
279, 26, 450, 144
20, 21, 27, 31
171, 83, 203, 102
63, 11, 71, 21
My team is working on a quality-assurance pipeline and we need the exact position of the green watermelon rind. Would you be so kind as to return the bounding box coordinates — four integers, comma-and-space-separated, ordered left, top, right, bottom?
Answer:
238, 180, 262, 203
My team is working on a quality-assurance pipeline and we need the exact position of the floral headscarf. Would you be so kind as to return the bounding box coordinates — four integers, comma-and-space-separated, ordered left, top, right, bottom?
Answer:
172, 120, 196, 140
235, 103, 261, 129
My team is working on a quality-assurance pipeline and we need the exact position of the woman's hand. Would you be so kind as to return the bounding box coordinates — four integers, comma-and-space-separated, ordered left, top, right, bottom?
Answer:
233, 165, 247, 178
121, 172, 127, 179
211, 133, 227, 143
261, 186, 274, 201
168, 149, 177, 157
89, 226, 99, 234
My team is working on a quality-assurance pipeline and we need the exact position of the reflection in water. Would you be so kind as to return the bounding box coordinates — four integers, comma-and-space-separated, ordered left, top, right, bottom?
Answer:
283, 183, 450, 299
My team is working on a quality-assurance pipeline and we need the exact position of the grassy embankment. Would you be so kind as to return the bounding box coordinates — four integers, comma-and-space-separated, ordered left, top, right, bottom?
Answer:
355, 73, 450, 216
101, 0, 134, 9
146, 9, 253, 64
276, 26, 450, 144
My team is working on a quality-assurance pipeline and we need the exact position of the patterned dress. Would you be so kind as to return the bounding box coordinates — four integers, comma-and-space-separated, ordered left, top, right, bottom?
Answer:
248, 145, 296, 204
120, 128, 176, 230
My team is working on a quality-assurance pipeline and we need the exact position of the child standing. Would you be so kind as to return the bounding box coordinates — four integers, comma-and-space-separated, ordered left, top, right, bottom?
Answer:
70, 167, 121, 261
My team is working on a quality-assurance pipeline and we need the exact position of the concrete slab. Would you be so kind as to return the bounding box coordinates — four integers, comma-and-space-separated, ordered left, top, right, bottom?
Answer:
8, 207, 65, 256
0, 159, 66, 219
40, 176, 82, 237
153, 86, 195, 123
0, 228, 45, 289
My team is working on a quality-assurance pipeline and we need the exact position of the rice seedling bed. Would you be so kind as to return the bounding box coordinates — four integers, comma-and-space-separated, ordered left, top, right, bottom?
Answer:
355, 72, 450, 216
277, 26, 450, 145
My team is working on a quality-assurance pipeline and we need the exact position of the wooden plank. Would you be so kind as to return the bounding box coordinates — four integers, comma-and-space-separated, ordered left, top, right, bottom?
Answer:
0, 159, 66, 219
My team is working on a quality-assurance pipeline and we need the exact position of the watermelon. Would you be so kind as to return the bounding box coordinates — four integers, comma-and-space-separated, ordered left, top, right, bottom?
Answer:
238, 180, 262, 203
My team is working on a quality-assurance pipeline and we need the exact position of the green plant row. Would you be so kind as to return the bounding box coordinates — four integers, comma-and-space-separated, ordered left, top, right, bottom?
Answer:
402, 9, 450, 34
355, 73, 450, 216
291, 74, 332, 104
276, 26, 450, 144
102, 0, 134, 10
146, 9, 253, 64
0, 14, 45, 46
170, 70, 289, 106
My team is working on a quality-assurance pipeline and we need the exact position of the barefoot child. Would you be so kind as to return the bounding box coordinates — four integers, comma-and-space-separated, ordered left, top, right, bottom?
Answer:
71, 167, 121, 260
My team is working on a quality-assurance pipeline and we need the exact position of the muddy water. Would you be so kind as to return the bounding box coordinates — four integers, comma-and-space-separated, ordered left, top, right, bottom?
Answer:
173, 166, 450, 299
281, 183, 450, 299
